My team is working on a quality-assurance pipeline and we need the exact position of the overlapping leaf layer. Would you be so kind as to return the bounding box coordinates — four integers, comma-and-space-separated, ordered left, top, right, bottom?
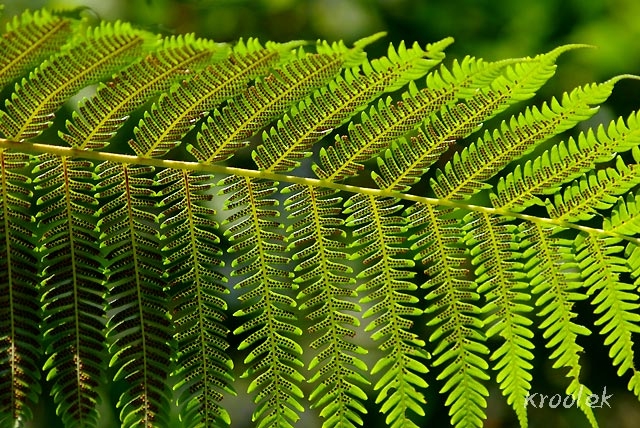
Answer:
1, 8, 640, 428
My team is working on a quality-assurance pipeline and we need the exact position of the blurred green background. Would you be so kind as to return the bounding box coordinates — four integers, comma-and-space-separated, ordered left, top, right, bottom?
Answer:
3, 0, 640, 427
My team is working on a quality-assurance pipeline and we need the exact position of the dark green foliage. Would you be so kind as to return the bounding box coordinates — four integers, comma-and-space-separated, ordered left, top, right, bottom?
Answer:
0, 151, 41, 425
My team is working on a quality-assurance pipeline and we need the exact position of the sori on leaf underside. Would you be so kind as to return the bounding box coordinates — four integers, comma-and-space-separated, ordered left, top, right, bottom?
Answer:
1, 6, 640, 428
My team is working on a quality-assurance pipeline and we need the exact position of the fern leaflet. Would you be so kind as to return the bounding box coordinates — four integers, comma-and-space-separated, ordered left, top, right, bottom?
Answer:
219, 176, 303, 428
0, 21, 146, 141
284, 184, 369, 428
96, 162, 172, 428
0, 151, 41, 425
520, 223, 598, 427
132, 38, 293, 158
35, 154, 106, 428
0, 9, 72, 89
156, 169, 234, 427
61, 34, 222, 150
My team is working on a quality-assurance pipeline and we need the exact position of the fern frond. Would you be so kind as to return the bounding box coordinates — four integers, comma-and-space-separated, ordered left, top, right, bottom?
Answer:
429, 46, 582, 200
254, 38, 452, 172
434, 76, 623, 201
547, 153, 640, 221
191, 43, 363, 164
313, 79, 454, 182
155, 169, 234, 427
629, 243, 640, 287
61, 34, 223, 150
375, 84, 494, 428
132, 38, 292, 158
626, 242, 640, 397
372, 132, 448, 193
315, 47, 562, 184
421, 46, 568, 156
407, 203, 490, 428
4, 8, 640, 428
492, 108, 640, 211
342, 193, 429, 428
0, 9, 73, 89
576, 232, 640, 398
95, 162, 172, 428
219, 176, 303, 428
283, 184, 369, 428
0, 21, 146, 141
605, 192, 640, 236
520, 223, 598, 427
369, 58, 526, 193
462, 213, 534, 427
314, 92, 447, 182
0, 151, 41, 426
594, 192, 640, 398
32, 154, 105, 428
428, 56, 525, 100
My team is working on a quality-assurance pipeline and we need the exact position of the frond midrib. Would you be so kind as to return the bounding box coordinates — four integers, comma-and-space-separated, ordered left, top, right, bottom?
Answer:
3, 137, 637, 247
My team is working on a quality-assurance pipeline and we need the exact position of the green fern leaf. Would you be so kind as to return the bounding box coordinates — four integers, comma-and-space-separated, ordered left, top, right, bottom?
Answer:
31, 153, 105, 428
313, 51, 539, 183
342, 193, 429, 428
431, 56, 525, 100
520, 223, 598, 427
219, 176, 303, 428
191, 42, 362, 164
576, 233, 640, 397
463, 213, 534, 427
430, 46, 585, 200
254, 38, 452, 172
0, 151, 41, 426
492, 107, 640, 211
284, 183, 370, 428
547, 153, 640, 221
314, 88, 448, 182
435, 76, 625, 201
132, 38, 293, 158
96, 161, 173, 428
625, 241, 640, 397
4, 9, 640, 428
369, 57, 526, 193
605, 192, 640, 236
61, 34, 223, 150
314, 92, 445, 182
420, 49, 565, 171
408, 203, 490, 428
372, 132, 448, 193
597, 195, 640, 397
0, 9, 73, 89
0, 21, 146, 141
156, 169, 234, 427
